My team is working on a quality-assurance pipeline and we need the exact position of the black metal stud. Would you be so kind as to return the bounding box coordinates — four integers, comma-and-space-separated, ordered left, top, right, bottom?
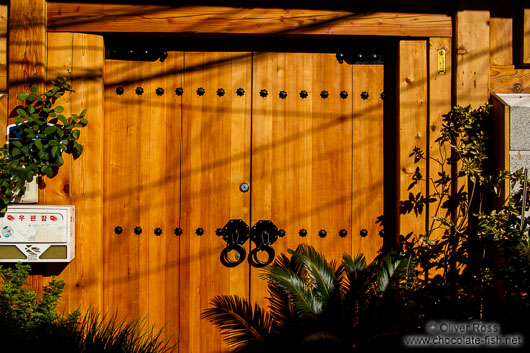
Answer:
336, 52, 346, 64
236, 88, 245, 96
154, 227, 162, 236
299, 90, 308, 99
279, 90, 287, 99
279, 229, 286, 237
175, 87, 184, 96
217, 88, 225, 97
134, 226, 142, 235
197, 88, 205, 96
380, 92, 386, 100
174, 227, 183, 236
196, 227, 204, 236
216, 228, 224, 236
259, 89, 268, 98
360, 229, 368, 237
156, 88, 164, 96
318, 229, 327, 238
135, 87, 144, 95
115, 87, 124, 95
340, 91, 348, 99
320, 90, 329, 99
360, 91, 369, 100
299, 229, 307, 237
339, 229, 347, 238
114, 226, 123, 234
379, 229, 385, 237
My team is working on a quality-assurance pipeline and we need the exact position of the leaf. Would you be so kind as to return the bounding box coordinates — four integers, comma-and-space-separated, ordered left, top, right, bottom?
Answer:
72, 130, 80, 140
54, 106, 64, 113
34, 139, 43, 150
30, 85, 38, 94
73, 143, 83, 159
11, 147, 21, 157
27, 106, 35, 114
51, 146, 60, 158
201, 295, 272, 350
48, 140, 59, 146
16, 108, 27, 117
17, 92, 29, 101
44, 126, 57, 135
14, 117, 25, 125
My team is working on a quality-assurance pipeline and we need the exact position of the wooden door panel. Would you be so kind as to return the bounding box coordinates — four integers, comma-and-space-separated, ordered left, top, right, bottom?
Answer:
251, 52, 354, 305
103, 54, 183, 339
179, 51, 252, 353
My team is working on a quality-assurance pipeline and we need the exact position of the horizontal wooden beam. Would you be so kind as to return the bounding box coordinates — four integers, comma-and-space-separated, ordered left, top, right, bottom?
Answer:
490, 65, 530, 93
47, 3, 452, 37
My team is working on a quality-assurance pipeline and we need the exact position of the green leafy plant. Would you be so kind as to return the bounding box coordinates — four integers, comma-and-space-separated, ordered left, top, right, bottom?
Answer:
202, 244, 413, 352
0, 75, 87, 214
0, 263, 176, 353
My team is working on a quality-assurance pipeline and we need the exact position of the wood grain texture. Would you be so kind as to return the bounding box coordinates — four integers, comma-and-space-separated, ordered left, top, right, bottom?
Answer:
428, 38, 452, 242
491, 93, 510, 208
523, 9, 530, 64
0, 4, 7, 93
455, 9, 490, 107
352, 65, 384, 262
46, 3, 452, 37
69, 33, 105, 311
398, 40, 428, 240
490, 16, 513, 66
103, 53, 183, 345
179, 51, 251, 353
490, 65, 530, 93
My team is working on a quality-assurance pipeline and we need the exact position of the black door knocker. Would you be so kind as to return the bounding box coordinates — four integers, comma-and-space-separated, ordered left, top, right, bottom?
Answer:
218, 219, 250, 268
249, 220, 279, 268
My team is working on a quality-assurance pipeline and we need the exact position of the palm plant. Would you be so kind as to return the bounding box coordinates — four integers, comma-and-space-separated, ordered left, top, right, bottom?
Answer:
201, 243, 414, 352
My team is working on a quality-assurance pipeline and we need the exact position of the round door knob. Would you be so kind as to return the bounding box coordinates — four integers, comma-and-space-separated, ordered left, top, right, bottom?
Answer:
154, 227, 162, 236
299, 229, 307, 237
278, 229, 286, 237
156, 88, 164, 96
174, 227, 183, 236
360, 229, 368, 237
236, 88, 245, 96
175, 87, 184, 96
339, 229, 347, 238
197, 88, 205, 96
115, 87, 124, 95
318, 229, 327, 238
320, 90, 329, 99
114, 226, 123, 234
134, 226, 142, 235
299, 90, 308, 99
239, 183, 250, 193
259, 89, 268, 97
196, 228, 204, 236
360, 91, 369, 100
279, 90, 287, 99
217, 88, 225, 96
135, 87, 144, 95
340, 91, 348, 99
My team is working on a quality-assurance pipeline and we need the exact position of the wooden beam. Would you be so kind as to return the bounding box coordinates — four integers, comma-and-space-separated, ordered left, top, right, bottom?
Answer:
490, 65, 530, 93
490, 16, 513, 66
47, 3, 452, 37
398, 40, 428, 241
455, 9, 490, 107
491, 93, 510, 208
524, 9, 530, 64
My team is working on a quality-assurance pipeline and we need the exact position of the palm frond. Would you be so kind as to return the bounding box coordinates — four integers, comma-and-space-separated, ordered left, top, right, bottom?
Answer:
201, 295, 272, 350
288, 244, 338, 303
260, 265, 321, 318
266, 273, 295, 329
342, 253, 368, 276
376, 254, 408, 293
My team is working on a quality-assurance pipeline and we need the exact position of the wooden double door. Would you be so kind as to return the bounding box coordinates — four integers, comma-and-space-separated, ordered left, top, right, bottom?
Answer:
103, 50, 384, 353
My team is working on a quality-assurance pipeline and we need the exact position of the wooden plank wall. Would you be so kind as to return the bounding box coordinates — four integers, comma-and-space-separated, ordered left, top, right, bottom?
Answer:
0, 4, 6, 148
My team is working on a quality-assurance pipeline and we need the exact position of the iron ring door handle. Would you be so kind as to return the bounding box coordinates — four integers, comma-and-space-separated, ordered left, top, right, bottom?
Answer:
248, 245, 275, 268
220, 243, 247, 267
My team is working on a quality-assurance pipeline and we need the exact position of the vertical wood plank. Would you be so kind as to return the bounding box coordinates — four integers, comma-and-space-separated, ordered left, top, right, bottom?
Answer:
69, 33, 105, 311
428, 38, 452, 241
398, 40, 428, 240
456, 9, 490, 107
351, 65, 385, 262
180, 51, 251, 353
490, 17, 513, 66
0, 5, 7, 147
8, 0, 47, 293
524, 9, 530, 64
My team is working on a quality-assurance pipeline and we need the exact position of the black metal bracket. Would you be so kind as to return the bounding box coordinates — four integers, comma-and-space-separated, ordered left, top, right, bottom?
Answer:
249, 220, 279, 268
106, 47, 168, 62
336, 52, 384, 65
219, 219, 250, 268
